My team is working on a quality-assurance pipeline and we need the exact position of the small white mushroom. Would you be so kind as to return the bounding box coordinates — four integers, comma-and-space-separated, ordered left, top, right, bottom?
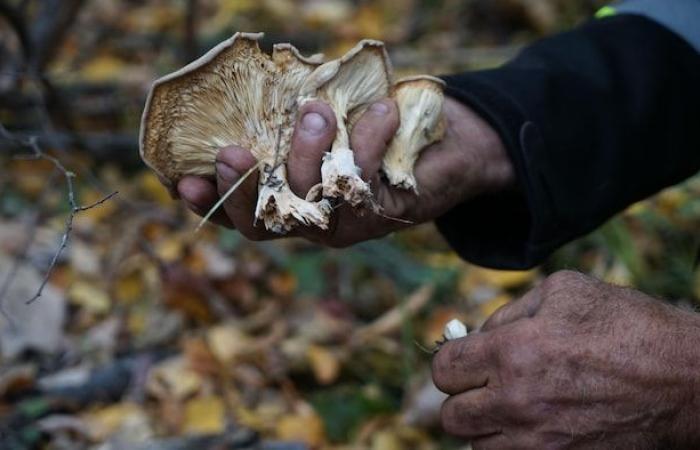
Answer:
298, 40, 392, 207
139, 32, 331, 233
383, 76, 446, 193
443, 318, 468, 341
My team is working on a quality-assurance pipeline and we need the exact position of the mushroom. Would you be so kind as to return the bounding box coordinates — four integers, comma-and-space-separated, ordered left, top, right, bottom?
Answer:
382, 76, 446, 193
298, 40, 392, 207
139, 32, 331, 233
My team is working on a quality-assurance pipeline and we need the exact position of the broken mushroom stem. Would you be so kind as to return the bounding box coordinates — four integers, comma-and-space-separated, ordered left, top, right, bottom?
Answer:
255, 160, 332, 233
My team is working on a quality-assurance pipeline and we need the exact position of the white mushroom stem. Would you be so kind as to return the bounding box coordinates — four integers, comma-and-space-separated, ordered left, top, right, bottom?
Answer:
255, 160, 331, 233
320, 110, 371, 206
443, 319, 468, 341
299, 40, 391, 208
383, 76, 446, 193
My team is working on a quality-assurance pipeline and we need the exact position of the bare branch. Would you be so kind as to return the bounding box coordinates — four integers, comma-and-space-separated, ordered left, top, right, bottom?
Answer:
0, 123, 118, 305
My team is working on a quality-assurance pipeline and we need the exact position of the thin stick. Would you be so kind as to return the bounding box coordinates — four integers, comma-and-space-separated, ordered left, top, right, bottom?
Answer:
194, 162, 261, 233
0, 124, 118, 305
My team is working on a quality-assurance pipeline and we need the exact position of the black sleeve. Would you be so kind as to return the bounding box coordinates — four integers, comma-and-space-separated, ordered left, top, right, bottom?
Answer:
436, 14, 700, 270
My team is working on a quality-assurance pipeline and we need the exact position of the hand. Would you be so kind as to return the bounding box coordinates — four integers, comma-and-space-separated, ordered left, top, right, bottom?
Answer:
177, 97, 513, 246
432, 270, 700, 449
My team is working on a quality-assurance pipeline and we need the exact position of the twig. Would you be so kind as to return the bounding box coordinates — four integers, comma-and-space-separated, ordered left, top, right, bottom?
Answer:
0, 124, 118, 305
350, 284, 435, 346
195, 162, 261, 233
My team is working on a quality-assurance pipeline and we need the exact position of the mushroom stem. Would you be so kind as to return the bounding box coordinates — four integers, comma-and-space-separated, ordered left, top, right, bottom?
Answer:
320, 116, 372, 206
255, 160, 331, 233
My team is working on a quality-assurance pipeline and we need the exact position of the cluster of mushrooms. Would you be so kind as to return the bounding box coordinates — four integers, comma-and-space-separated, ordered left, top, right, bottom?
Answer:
140, 32, 445, 233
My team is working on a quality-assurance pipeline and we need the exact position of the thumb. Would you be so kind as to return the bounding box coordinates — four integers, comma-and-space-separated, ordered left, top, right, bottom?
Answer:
287, 101, 337, 197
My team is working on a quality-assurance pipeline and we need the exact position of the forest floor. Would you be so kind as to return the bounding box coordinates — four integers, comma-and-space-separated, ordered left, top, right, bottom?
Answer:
0, 1, 698, 449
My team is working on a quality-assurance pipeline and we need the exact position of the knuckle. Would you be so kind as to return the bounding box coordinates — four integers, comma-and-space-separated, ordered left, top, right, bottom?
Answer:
502, 386, 531, 413
539, 270, 584, 299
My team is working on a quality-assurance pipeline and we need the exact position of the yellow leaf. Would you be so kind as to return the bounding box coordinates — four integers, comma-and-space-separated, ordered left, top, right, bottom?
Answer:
276, 410, 325, 447
353, 4, 385, 39
206, 324, 253, 364
302, 0, 352, 26
268, 272, 297, 297
154, 237, 184, 263
479, 294, 512, 320
183, 396, 225, 434
469, 267, 539, 290
372, 430, 402, 450
84, 402, 148, 440
139, 172, 172, 204
114, 272, 144, 303
81, 55, 126, 83
147, 357, 203, 400
307, 344, 341, 385
603, 262, 632, 286
68, 281, 111, 314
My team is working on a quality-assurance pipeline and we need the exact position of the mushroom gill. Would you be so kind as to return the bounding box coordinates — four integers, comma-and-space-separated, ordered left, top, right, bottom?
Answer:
139, 32, 331, 233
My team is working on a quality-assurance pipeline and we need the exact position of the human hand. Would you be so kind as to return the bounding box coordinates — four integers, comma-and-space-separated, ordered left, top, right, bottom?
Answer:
177, 97, 513, 245
432, 270, 700, 449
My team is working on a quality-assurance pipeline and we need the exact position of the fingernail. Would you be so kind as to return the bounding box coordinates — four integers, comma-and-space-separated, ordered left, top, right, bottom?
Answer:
300, 112, 327, 135
216, 161, 239, 183
370, 101, 390, 115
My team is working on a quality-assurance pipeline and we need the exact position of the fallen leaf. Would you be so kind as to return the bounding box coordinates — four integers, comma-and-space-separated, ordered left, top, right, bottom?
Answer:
0, 254, 65, 360
206, 323, 254, 364
83, 402, 149, 441
479, 294, 512, 320
372, 430, 402, 450
307, 344, 341, 385
68, 281, 111, 314
147, 356, 203, 400
183, 396, 226, 434
275, 407, 325, 447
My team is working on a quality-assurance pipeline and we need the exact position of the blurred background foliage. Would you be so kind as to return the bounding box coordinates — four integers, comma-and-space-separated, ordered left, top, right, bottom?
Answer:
0, 0, 698, 449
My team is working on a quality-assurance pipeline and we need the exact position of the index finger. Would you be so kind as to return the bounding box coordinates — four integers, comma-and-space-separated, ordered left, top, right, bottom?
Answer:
432, 332, 493, 395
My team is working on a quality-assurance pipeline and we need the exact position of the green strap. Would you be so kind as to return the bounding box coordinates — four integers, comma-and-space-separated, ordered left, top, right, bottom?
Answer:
595, 5, 618, 18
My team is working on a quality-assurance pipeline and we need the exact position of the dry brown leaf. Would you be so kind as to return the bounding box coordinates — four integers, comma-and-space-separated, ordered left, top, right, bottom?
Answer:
146, 356, 203, 400
306, 344, 341, 385
275, 408, 326, 447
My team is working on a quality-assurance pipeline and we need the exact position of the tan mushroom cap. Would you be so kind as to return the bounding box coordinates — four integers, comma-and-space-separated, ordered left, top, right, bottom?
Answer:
139, 32, 325, 191
298, 40, 393, 206
383, 75, 446, 192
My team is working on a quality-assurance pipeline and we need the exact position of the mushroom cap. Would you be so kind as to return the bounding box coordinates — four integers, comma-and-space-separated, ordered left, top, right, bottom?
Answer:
381, 74, 446, 191
139, 32, 324, 191
392, 74, 446, 92
300, 39, 393, 113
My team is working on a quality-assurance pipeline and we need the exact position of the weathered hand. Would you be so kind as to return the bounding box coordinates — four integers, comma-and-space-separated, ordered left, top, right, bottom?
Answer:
177, 97, 512, 245
432, 270, 700, 449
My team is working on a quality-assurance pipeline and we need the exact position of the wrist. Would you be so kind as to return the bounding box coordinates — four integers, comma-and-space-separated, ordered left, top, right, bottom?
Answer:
443, 96, 515, 197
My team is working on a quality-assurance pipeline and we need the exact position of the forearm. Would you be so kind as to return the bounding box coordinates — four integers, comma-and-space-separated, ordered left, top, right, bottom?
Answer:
437, 14, 700, 269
